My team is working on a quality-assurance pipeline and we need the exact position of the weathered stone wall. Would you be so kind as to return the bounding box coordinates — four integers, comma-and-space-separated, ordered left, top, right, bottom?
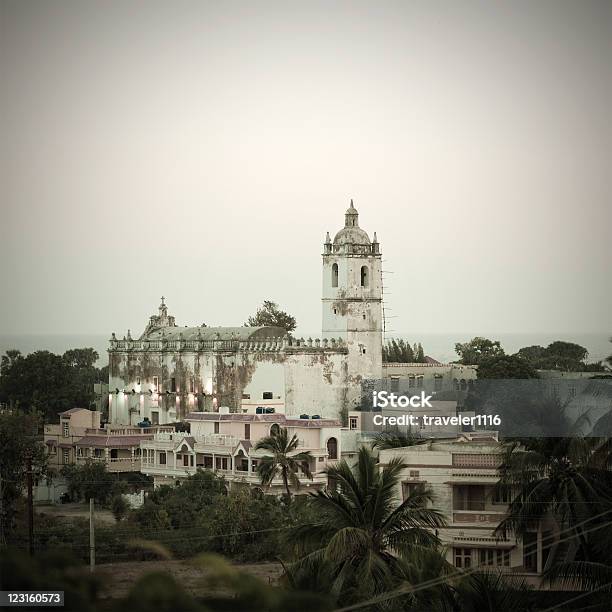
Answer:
109, 342, 354, 424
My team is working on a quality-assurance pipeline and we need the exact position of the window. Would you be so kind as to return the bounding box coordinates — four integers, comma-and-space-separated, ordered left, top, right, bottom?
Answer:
402, 482, 423, 500
159, 452, 167, 465
153, 376, 159, 391
542, 530, 554, 570
360, 266, 369, 287
151, 411, 159, 425
327, 437, 338, 460
349, 416, 358, 430
408, 376, 416, 389
479, 549, 510, 567
262, 391, 273, 400
332, 263, 338, 287
62, 421, 69, 437
242, 393, 251, 400
390, 377, 400, 392
333, 308, 337, 315
171, 377, 176, 392
453, 485, 485, 511
215, 456, 228, 470
245, 424, 251, 440
214, 422, 220, 434
434, 375, 443, 391
416, 376, 423, 388
362, 313, 366, 320
523, 532, 538, 572
270, 423, 280, 436
493, 486, 511, 505
409, 470, 420, 478
189, 378, 194, 393
62, 449, 69, 464
454, 548, 472, 568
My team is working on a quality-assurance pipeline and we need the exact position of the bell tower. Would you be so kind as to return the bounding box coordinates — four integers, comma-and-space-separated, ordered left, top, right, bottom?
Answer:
322, 200, 383, 383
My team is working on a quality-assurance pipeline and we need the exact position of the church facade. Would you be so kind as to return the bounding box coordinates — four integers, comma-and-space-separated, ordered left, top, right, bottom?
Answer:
108, 202, 383, 424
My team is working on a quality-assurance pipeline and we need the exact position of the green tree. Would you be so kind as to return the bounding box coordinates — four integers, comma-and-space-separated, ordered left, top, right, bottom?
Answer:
0, 349, 22, 377
61, 460, 124, 505
136, 470, 227, 529
371, 431, 421, 450
449, 571, 532, 612
415, 342, 425, 363
455, 337, 504, 365
382, 338, 414, 363
255, 427, 313, 502
477, 355, 539, 379
246, 300, 296, 333
207, 487, 289, 561
62, 348, 99, 368
0, 410, 47, 541
286, 447, 445, 605
516, 340, 593, 372
496, 437, 612, 569
0, 348, 107, 420
111, 495, 129, 522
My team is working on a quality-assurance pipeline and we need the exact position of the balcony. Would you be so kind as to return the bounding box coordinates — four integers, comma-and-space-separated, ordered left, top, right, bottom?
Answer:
75, 456, 141, 472
452, 511, 506, 525
140, 460, 328, 488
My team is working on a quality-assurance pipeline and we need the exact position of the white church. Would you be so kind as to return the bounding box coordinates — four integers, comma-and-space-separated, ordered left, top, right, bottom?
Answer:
108, 201, 384, 425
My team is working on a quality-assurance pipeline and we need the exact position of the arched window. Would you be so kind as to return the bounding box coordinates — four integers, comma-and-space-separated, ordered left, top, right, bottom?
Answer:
360, 266, 368, 287
332, 263, 338, 288
327, 437, 338, 460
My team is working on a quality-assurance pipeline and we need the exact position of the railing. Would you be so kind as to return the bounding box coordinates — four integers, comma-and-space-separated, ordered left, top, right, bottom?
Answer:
452, 454, 501, 468
108, 336, 349, 353
75, 456, 141, 472
84, 426, 174, 436
452, 511, 506, 525
150, 431, 240, 447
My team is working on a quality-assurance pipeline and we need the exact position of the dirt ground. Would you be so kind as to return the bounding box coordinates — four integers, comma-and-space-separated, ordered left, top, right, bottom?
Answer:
95, 559, 284, 599
35, 502, 116, 525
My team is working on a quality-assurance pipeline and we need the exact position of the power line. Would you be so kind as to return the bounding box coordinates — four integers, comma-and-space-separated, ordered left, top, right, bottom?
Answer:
332, 509, 612, 612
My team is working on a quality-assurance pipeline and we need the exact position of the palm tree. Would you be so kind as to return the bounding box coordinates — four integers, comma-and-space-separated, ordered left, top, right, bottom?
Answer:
371, 430, 421, 450
448, 571, 532, 612
496, 436, 612, 568
254, 426, 313, 501
285, 446, 446, 605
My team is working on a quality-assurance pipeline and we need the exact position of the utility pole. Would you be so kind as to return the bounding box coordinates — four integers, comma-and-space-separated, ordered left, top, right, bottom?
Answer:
89, 498, 95, 572
0, 472, 5, 547
26, 451, 34, 556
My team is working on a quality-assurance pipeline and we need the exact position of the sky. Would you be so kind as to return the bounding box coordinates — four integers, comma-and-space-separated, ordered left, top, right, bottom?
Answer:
1, 0, 610, 338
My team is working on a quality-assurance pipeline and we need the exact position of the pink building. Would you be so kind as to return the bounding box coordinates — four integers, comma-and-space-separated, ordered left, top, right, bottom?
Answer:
141, 411, 344, 493
44, 408, 174, 473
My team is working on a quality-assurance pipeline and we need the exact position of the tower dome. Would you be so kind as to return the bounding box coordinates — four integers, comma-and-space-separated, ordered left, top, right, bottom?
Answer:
333, 199, 371, 245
